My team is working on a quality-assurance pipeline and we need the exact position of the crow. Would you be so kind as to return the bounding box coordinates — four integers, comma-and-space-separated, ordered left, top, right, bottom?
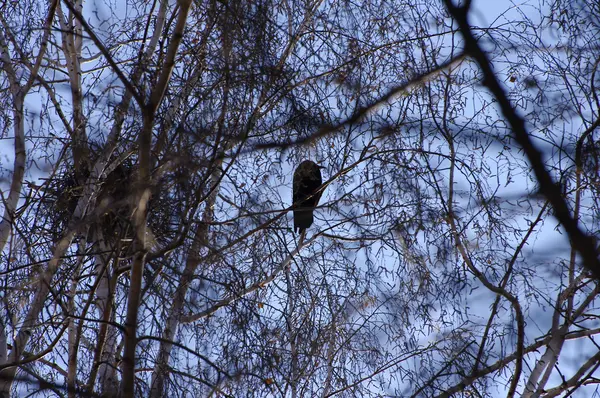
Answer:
293, 160, 324, 234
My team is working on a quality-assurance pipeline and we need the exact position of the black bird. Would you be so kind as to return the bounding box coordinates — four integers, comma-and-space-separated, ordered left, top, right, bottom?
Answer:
293, 160, 324, 234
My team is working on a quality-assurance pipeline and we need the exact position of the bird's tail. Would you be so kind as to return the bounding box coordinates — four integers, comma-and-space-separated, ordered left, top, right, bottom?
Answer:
293, 210, 314, 234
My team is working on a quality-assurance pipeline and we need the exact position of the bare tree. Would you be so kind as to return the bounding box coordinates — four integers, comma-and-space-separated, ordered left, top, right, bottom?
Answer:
0, 0, 599, 397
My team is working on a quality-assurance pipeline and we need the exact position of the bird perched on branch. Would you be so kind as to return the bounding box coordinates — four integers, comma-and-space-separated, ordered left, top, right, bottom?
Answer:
293, 160, 324, 234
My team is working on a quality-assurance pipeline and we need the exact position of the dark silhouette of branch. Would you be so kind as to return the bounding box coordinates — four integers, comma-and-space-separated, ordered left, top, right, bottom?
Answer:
255, 53, 467, 150
60, 0, 144, 107
444, 1, 600, 283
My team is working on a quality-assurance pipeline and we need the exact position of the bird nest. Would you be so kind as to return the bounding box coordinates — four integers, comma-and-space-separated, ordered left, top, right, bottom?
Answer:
37, 159, 177, 256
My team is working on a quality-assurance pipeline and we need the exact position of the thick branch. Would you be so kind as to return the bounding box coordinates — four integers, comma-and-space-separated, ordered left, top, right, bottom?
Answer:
120, 1, 194, 395
444, 0, 600, 279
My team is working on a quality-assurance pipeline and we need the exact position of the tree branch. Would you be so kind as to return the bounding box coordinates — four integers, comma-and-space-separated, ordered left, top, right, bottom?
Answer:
443, 0, 600, 280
